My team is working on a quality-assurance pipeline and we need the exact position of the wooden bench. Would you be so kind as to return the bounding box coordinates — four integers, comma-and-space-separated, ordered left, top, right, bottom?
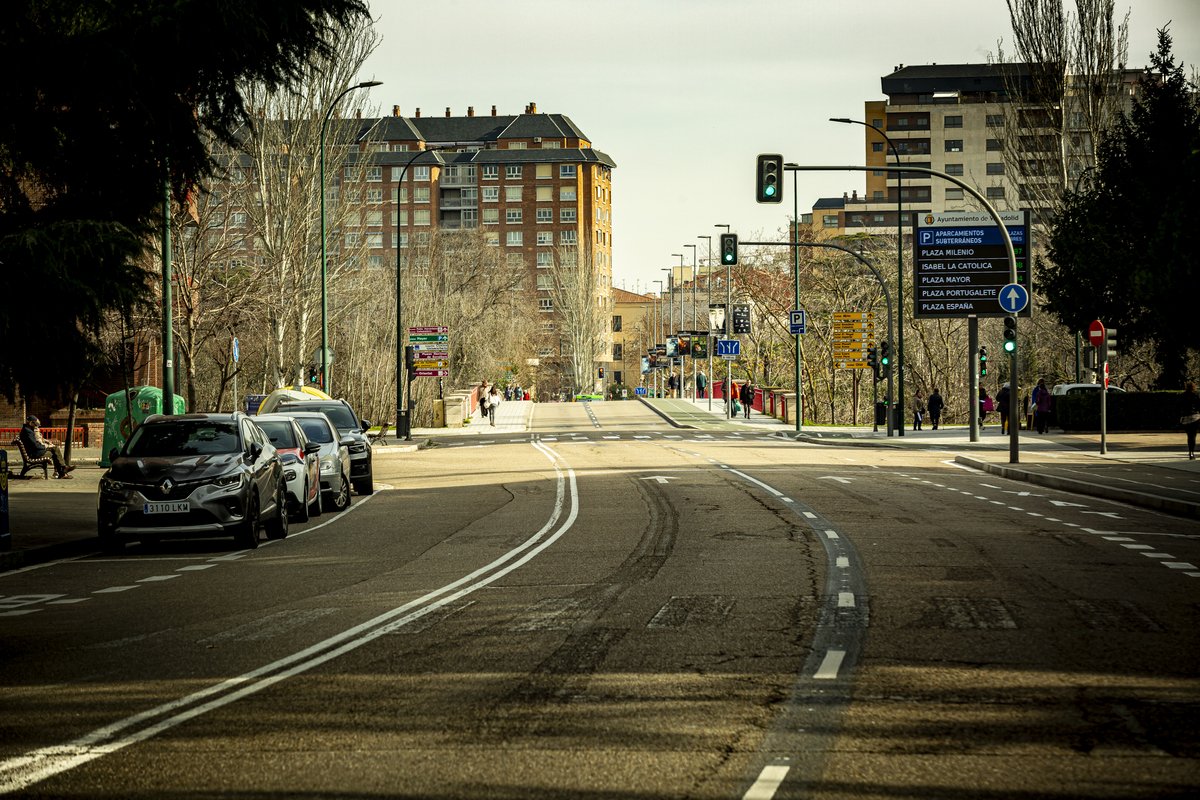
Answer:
11, 437, 52, 479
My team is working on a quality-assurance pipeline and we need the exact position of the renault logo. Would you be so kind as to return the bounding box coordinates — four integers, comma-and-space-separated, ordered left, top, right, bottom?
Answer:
160, 478, 174, 495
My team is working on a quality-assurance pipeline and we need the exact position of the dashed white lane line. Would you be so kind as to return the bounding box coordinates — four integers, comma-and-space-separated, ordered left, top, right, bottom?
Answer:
177, 565, 217, 572
824, 530, 840, 539
1141, 553, 1173, 558
93, 586, 138, 594
1104, 536, 1135, 541
1123, 544, 1154, 549
46, 599, 90, 604
813, 649, 847, 680
836, 557, 850, 568
1164, 562, 1197, 570
137, 575, 179, 583
803, 512, 817, 519
838, 592, 856, 607
742, 763, 791, 800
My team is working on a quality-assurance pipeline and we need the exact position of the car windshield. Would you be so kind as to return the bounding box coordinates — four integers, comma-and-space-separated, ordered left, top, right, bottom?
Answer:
256, 421, 297, 449
125, 421, 240, 457
296, 418, 334, 444
282, 403, 357, 431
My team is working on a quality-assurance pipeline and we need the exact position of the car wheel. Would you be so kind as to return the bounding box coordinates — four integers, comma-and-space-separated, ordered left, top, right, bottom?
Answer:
325, 472, 350, 513
99, 524, 123, 555
266, 482, 289, 540
236, 494, 261, 549
353, 472, 374, 496
294, 479, 310, 523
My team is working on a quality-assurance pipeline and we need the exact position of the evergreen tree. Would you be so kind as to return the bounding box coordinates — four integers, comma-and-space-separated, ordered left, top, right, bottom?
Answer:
1041, 27, 1200, 388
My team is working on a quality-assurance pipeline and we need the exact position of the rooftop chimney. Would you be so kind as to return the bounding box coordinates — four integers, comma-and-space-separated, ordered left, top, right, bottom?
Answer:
445, 107, 451, 117
852, 190, 857, 200
415, 107, 421, 118
392, 105, 400, 117
491, 105, 497, 116
355, 109, 362, 119
843, 192, 849, 200
529, 101, 537, 114
468, 106, 474, 117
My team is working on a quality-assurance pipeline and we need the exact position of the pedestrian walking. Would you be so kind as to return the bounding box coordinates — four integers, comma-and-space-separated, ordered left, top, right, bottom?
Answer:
927, 388, 944, 430
477, 381, 488, 419
19, 415, 75, 479
740, 380, 754, 419
667, 373, 678, 399
912, 391, 926, 431
697, 371, 707, 399
979, 386, 991, 424
1181, 381, 1200, 460
487, 384, 501, 426
1034, 378, 1052, 433
996, 382, 1011, 434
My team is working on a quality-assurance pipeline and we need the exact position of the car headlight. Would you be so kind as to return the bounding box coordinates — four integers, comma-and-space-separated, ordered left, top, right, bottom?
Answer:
320, 457, 337, 474
348, 443, 366, 454
212, 472, 245, 489
283, 468, 297, 481
100, 476, 126, 493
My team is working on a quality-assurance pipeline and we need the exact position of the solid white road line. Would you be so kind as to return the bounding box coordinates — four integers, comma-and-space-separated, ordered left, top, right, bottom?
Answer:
813, 649, 847, 680
742, 763, 791, 800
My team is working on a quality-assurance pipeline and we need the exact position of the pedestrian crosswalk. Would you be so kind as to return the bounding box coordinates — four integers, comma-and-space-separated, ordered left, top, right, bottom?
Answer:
438, 430, 784, 447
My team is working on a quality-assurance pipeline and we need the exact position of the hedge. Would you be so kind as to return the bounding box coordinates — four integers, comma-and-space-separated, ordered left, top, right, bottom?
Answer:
1054, 391, 1188, 431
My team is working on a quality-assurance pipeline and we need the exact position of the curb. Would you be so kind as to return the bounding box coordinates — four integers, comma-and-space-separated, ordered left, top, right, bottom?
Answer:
635, 398, 698, 430
780, 432, 902, 449
954, 455, 1200, 520
1, 536, 101, 574
373, 439, 431, 455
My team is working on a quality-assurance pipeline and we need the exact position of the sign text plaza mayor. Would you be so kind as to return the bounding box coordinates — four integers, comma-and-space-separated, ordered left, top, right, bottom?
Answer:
913, 210, 1031, 319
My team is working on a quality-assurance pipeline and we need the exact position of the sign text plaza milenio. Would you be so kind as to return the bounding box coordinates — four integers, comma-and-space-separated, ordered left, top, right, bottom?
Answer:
913, 211, 1031, 319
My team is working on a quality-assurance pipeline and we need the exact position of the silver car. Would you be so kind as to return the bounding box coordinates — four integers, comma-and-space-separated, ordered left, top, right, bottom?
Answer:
277, 411, 351, 513
97, 412, 286, 552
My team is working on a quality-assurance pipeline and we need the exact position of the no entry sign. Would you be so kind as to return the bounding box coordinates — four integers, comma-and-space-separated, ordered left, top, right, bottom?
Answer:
1088, 320, 1105, 347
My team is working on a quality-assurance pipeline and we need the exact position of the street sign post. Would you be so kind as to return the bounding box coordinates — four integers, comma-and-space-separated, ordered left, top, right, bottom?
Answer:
998, 283, 1029, 314
832, 312, 874, 370
789, 310, 806, 335
1088, 320, 1105, 347
635, 387, 648, 396
717, 339, 740, 360
913, 211, 1030, 319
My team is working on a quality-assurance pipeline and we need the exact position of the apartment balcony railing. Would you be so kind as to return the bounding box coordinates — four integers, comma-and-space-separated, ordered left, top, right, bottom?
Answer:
440, 220, 479, 230
439, 198, 478, 210
440, 174, 477, 186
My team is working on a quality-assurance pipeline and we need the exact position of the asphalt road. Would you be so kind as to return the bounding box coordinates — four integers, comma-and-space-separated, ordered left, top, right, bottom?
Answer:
1, 402, 1196, 798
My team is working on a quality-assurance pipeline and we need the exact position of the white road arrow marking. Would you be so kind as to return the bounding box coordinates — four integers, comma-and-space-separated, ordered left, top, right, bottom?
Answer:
640, 476, 680, 484
818, 476, 854, 484
1081, 511, 1125, 519
1003, 490, 1044, 497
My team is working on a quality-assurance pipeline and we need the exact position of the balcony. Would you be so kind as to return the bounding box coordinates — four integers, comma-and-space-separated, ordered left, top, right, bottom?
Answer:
440, 220, 479, 230
440, 198, 478, 210
440, 174, 477, 187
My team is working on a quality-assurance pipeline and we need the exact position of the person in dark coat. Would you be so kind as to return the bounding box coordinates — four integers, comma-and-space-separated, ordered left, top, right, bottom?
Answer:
19, 415, 74, 478
1181, 381, 1200, 460
927, 388, 944, 430
912, 391, 926, 431
1033, 378, 1053, 433
996, 383, 1011, 434
979, 386, 990, 424
740, 380, 754, 419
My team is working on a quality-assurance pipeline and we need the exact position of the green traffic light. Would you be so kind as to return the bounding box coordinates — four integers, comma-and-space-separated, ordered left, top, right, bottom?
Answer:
1003, 340, 1016, 353
764, 185, 776, 196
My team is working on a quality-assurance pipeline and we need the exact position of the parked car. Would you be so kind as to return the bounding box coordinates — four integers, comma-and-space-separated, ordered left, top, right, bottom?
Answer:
1051, 383, 1128, 395
97, 412, 286, 553
275, 399, 373, 495
274, 410, 351, 513
253, 414, 322, 523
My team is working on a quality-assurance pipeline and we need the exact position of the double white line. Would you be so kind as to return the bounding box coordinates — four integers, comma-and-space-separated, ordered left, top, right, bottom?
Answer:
0, 441, 577, 794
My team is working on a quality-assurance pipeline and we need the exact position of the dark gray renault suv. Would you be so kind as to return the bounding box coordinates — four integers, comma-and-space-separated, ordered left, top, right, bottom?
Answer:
97, 412, 286, 553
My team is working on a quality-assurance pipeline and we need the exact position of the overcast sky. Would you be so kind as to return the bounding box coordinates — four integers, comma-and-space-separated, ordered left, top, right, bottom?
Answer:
361, 0, 1200, 293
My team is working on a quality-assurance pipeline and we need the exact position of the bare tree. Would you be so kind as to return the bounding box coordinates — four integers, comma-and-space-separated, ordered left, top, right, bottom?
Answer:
546, 241, 611, 394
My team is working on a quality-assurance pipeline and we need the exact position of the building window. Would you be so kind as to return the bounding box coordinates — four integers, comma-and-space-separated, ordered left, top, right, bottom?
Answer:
508, 141, 526, 149
367, 189, 382, 203
945, 163, 963, 176
507, 253, 523, 268
536, 185, 552, 201
414, 209, 430, 226
365, 210, 383, 226
873, 170, 885, 176
945, 139, 963, 152
946, 188, 964, 200
539, 298, 553, 313
484, 232, 499, 246
944, 115, 963, 128
391, 167, 406, 181
986, 186, 1006, 200
231, 212, 246, 227
872, 119, 883, 128
396, 210, 408, 226
507, 231, 523, 246
560, 208, 577, 223
506, 209, 522, 224
505, 186, 522, 202
873, 214, 885, 222
873, 190, 884, 199
986, 162, 1005, 175
612, 315, 622, 332
559, 164, 576, 179
461, 209, 478, 225
366, 232, 383, 248
536, 208, 552, 223
413, 166, 430, 181
897, 118, 909, 127
343, 167, 355, 181
823, 215, 838, 227
542, 141, 561, 149
537, 231, 553, 246
986, 114, 1003, 127
536, 164, 552, 178
344, 232, 359, 247
367, 255, 383, 268
367, 166, 382, 182
482, 208, 499, 224
506, 165, 522, 180
394, 187, 408, 203
391, 144, 409, 152
393, 232, 407, 248
561, 230, 577, 245
986, 138, 1003, 151
560, 186, 577, 201
482, 187, 498, 202
482, 165, 498, 180
537, 275, 553, 290
412, 187, 428, 203
872, 142, 884, 152
537, 252, 553, 267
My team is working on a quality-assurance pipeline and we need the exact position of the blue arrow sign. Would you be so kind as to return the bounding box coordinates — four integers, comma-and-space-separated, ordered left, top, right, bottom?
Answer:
717, 339, 740, 358
232, 337, 239, 363
635, 387, 648, 396
998, 283, 1029, 313
789, 310, 806, 335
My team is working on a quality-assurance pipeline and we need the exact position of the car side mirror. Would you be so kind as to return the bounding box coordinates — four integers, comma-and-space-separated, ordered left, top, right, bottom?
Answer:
248, 441, 263, 460
339, 436, 355, 448
108, 448, 120, 463
304, 441, 322, 455
360, 419, 370, 430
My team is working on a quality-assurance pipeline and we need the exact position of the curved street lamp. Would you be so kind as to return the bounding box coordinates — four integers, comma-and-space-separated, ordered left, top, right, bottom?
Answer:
320, 80, 382, 394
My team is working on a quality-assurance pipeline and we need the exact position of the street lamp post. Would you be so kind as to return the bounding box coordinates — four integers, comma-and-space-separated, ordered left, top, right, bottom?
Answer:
663, 266, 676, 398
715, 224, 732, 418
831, 117, 904, 435
653, 279, 664, 397
684, 244, 697, 400
320, 80, 381, 396
697, 235, 713, 409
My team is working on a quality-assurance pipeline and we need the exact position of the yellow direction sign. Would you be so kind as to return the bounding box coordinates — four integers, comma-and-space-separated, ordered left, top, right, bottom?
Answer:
413, 360, 449, 369
833, 312, 875, 320
836, 360, 870, 369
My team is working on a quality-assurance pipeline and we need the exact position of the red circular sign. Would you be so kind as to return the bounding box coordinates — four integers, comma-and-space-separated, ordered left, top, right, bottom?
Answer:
1088, 320, 1105, 346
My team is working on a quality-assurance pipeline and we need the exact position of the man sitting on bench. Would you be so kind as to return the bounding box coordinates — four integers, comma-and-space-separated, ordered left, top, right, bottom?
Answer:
20, 415, 74, 479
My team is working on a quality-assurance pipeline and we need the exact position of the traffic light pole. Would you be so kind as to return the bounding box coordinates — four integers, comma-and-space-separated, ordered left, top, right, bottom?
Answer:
784, 164, 1019, 462
969, 318, 979, 442
738, 239, 894, 437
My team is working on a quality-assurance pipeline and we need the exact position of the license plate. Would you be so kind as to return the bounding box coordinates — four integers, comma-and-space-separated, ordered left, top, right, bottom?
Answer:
144, 501, 189, 514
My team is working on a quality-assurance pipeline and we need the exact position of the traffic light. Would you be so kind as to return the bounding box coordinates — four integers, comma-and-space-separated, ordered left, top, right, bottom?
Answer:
1002, 316, 1017, 353
979, 345, 988, 377
720, 233, 739, 265
599, 367, 604, 378
756, 154, 784, 203
867, 346, 880, 382
1103, 327, 1118, 361
879, 340, 892, 378
307, 364, 319, 383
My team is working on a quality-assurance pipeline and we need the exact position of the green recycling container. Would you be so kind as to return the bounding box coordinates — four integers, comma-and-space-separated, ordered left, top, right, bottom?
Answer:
99, 387, 186, 467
